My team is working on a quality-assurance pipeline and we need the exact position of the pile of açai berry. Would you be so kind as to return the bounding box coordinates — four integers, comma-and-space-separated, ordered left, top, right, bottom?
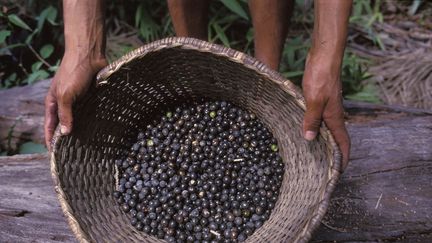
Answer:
113, 100, 284, 242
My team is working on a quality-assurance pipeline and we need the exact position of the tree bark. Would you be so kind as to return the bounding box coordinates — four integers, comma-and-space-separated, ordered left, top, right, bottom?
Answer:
0, 80, 431, 242
313, 112, 432, 242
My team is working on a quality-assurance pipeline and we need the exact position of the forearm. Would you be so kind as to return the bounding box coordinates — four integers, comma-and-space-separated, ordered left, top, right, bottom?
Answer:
302, 0, 352, 168
309, 0, 352, 73
63, 0, 106, 62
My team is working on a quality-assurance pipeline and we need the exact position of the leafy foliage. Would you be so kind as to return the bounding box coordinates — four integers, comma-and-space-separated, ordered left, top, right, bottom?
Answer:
0, 1, 61, 88
1, 0, 378, 96
4, 0, 426, 154
350, 0, 385, 50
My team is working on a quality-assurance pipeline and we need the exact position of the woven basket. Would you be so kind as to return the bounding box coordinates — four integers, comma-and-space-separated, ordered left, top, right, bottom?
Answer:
51, 37, 341, 243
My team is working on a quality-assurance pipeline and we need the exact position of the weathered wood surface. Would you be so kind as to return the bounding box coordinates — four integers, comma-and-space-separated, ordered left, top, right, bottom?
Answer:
0, 101, 431, 242
313, 112, 432, 242
0, 80, 48, 152
0, 154, 76, 243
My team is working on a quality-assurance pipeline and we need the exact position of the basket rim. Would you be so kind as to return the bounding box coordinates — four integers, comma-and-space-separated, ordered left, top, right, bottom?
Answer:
51, 37, 342, 243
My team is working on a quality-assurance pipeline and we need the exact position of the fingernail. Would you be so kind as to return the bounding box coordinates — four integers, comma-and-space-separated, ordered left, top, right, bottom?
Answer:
304, 131, 317, 141
60, 125, 68, 134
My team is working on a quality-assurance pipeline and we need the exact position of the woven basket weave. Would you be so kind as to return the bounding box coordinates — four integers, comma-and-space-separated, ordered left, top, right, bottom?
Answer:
51, 37, 341, 243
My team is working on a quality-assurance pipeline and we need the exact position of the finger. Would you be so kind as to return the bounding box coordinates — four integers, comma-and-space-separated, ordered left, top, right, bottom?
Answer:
324, 115, 351, 172
44, 93, 58, 150
57, 92, 74, 135
303, 99, 326, 141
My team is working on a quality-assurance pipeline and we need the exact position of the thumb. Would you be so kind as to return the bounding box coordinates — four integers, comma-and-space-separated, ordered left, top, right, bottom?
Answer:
57, 94, 74, 135
303, 100, 326, 141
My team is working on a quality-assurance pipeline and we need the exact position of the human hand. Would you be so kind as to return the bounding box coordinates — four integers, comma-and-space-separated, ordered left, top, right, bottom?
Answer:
302, 53, 350, 172
44, 53, 107, 150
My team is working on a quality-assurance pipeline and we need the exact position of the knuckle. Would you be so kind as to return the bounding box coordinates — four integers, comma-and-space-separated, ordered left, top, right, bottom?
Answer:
305, 97, 325, 107
310, 118, 322, 128
57, 88, 73, 105
304, 115, 322, 129
304, 109, 323, 123
323, 109, 344, 120
323, 113, 346, 128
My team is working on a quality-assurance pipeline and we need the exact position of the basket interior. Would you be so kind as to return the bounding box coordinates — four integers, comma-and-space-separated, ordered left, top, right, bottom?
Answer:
53, 46, 333, 242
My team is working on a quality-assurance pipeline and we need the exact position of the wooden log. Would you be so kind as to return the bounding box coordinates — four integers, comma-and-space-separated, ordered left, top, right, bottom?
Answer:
0, 103, 431, 242
0, 154, 76, 243
0, 80, 49, 152
313, 114, 432, 242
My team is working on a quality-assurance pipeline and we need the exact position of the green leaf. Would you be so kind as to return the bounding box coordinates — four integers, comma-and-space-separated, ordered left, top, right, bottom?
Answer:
40, 44, 54, 59
25, 31, 37, 44
46, 6, 58, 25
8, 14, 32, 31
36, 6, 58, 33
37, 11, 47, 32
362, 0, 373, 15
1, 72, 17, 88
242, 28, 254, 51
31, 61, 43, 72
48, 65, 59, 72
246, 28, 254, 42
135, 4, 159, 41
48, 60, 60, 72
213, 23, 230, 47
18, 142, 47, 154
220, 0, 249, 20
345, 84, 381, 103
36, 8, 48, 32
4, 73, 17, 88
0, 30, 11, 43
135, 4, 144, 27
26, 70, 50, 84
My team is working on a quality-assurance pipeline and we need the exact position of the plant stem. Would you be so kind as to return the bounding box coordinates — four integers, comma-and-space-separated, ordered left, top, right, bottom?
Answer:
26, 44, 52, 68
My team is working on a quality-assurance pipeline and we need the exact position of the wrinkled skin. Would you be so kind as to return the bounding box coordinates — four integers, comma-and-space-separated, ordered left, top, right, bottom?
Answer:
44, 54, 107, 148
302, 0, 352, 171
44, 0, 106, 149
303, 52, 350, 171
46, 0, 351, 171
